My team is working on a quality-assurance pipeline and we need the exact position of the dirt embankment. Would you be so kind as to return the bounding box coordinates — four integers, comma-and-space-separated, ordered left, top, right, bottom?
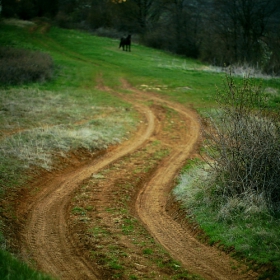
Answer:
11, 82, 259, 279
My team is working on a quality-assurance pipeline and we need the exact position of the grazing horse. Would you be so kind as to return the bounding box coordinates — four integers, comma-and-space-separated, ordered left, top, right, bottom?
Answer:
119, 35, 131, 52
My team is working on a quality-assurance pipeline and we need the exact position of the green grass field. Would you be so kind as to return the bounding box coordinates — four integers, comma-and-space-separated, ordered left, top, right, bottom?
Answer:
1, 19, 280, 279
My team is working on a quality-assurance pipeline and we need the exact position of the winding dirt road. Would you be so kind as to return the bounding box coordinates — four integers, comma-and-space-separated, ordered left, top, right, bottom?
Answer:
18, 83, 258, 279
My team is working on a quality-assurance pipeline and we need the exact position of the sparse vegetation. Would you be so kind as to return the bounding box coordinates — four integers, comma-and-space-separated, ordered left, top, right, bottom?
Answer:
71, 139, 203, 279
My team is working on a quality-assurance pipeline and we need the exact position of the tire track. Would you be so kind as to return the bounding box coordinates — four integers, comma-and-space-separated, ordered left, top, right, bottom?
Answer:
132, 90, 258, 280
20, 84, 258, 280
21, 101, 155, 279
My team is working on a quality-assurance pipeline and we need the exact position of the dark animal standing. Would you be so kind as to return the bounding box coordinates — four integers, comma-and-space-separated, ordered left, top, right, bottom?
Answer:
119, 35, 131, 52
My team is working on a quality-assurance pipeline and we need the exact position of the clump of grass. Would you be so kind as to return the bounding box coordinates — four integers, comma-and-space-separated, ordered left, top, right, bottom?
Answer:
121, 218, 135, 235
142, 248, 153, 255
0, 47, 54, 85
72, 207, 87, 216
91, 245, 124, 276
88, 227, 110, 238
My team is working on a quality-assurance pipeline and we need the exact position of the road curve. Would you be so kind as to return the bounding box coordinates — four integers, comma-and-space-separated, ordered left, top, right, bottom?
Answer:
21, 100, 155, 280
19, 84, 258, 280
133, 90, 257, 280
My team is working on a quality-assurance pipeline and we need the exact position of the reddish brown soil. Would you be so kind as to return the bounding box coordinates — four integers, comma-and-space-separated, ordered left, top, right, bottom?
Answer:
8, 83, 259, 279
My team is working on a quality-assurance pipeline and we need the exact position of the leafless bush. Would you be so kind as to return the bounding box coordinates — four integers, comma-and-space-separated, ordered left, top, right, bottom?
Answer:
203, 74, 280, 212
0, 47, 54, 85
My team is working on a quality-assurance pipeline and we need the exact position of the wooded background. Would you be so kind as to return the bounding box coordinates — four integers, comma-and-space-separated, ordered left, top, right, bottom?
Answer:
1, 0, 280, 74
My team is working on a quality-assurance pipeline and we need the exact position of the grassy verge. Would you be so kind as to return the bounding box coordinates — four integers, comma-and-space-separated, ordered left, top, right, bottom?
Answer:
173, 159, 280, 279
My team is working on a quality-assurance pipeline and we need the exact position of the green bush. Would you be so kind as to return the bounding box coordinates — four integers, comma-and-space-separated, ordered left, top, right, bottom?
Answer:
0, 47, 53, 85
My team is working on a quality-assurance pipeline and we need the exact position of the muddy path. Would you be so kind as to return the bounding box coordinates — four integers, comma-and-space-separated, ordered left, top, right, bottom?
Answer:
17, 83, 258, 280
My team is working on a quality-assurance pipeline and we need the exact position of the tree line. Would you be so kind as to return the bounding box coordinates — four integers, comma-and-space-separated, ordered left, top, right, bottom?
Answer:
2, 0, 280, 74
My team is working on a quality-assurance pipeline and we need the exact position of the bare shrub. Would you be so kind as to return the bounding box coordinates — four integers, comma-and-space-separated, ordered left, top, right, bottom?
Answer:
0, 47, 54, 85
203, 74, 280, 213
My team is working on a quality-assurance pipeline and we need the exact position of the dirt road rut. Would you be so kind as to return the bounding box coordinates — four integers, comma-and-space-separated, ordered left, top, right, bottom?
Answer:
19, 85, 258, 280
